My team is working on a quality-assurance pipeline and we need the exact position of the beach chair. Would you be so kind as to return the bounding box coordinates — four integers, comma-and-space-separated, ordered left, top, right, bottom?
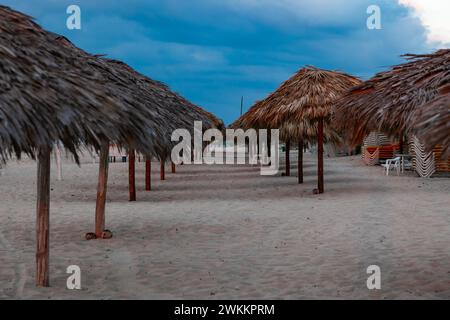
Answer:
381, 157, 401, 176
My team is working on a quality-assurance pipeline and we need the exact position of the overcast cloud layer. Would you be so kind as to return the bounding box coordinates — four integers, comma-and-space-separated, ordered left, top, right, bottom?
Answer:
1, 0, 445, 124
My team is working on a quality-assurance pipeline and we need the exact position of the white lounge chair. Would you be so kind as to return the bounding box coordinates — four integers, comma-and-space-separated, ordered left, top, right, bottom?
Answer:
381, 157, 401, 176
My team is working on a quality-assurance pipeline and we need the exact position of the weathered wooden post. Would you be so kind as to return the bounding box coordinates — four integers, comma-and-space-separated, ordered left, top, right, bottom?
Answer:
399, 134, 404, 154
145, 157, 151, 191
298, 139, 304, 184
90, 143, 112, 240
317, 118, 324, 193
36, 146, 51, 287
129, 148, 136, 201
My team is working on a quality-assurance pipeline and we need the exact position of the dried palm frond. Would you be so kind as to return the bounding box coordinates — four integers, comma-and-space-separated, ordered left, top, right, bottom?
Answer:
412, 93, 450, 158
231, 66, 361, 143
335, 49, 450, 146
0, 5, 222, 163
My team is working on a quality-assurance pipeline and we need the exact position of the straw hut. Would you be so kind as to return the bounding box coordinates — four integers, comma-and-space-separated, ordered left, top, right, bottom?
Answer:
335, 49, 450, 176
232, 66, 361, 191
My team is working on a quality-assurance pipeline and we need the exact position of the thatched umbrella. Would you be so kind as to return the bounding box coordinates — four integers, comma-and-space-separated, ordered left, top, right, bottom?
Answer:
0, 7, 160, 160
232, 66, 361, 191
0, 6, 174, 286
99, 58, 218, 193
412, 93, 450, 158
335, 50, 450, 148
53, 35, 218, 199
1, 6, 215, 286
54, 36, 216, 152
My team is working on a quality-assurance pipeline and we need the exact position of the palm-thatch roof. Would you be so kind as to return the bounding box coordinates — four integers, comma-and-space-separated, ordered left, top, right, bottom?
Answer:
412, 93, 450, 158
231, 66, 361, 143
335, 49, 450, 146
52, 35, 220, 159
0, 4, 221, 164
0, 6, 158, 161
193, 106, 225, 132
99, 58, 221, 158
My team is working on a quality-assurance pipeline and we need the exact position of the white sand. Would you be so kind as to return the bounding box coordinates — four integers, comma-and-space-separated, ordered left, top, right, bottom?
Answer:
0, 152, 449, 299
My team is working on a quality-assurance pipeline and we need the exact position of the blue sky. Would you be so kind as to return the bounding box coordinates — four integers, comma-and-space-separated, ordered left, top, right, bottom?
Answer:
1, 0, 445, 124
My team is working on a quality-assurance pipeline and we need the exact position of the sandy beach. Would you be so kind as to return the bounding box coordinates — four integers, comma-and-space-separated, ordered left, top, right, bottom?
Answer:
0, 152, 449, 299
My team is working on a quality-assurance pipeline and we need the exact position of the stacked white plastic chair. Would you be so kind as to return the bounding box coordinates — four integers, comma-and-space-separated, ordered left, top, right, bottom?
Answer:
362, 132, 391, 165
410, 136, 435, 178
363, 132, 390, 147
363, 147, 380, 166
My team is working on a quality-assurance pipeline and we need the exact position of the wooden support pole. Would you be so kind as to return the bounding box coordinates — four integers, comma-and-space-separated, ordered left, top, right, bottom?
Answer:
399, 135, 404, 154
94, 143, 109, 238
129, 149, 136, 201
285, 140, 291, 176
160, 161, 165, 180
171, 161, 176, 173
145, 158, 151, 191
298, 139, 304, 184
36, 146, 51, 287
317, 118, 324, 194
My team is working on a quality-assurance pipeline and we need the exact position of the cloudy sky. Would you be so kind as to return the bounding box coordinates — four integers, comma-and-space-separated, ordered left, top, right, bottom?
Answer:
2, 0, 448, 124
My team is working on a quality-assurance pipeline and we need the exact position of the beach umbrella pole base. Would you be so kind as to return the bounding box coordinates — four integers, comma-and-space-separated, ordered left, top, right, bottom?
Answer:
85, 230, 113, 240
86, 143, 113, 241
